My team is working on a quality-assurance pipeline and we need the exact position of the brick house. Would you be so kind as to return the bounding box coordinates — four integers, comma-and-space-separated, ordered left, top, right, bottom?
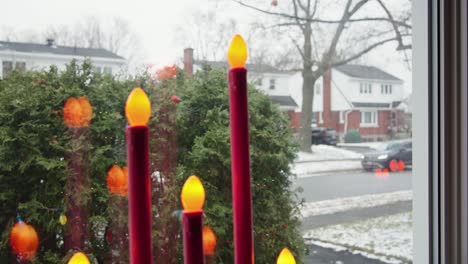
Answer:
290, 65, 407, 141
182, 48, 406, 141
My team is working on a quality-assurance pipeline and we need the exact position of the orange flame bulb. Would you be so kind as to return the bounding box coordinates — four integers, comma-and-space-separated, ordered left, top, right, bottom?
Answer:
125, 87, 151, 126
277, 248, 296, 264
180, 176, 205, 212
9, 221, 39, 260
203, 226, 217, 256
68, 252, 90, 264
227, 34, 248, 69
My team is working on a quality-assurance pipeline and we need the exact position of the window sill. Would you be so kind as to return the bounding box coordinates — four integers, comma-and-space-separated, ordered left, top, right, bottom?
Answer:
360, 124, 379, 128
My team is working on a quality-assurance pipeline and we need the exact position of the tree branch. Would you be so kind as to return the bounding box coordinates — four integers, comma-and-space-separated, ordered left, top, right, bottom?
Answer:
330, 37, 399, 67
376, 0, 411, 50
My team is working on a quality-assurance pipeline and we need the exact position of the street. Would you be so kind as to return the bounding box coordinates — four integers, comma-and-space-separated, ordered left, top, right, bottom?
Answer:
295, 169, 413, 263
293, 170, 412, 203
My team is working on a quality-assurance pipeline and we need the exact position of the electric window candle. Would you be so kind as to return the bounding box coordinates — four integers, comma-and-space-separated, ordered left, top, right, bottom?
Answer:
276, 248, 296, 264
181, 176, 206, 264
227, 34, 254, 264
125, 87, 153, 264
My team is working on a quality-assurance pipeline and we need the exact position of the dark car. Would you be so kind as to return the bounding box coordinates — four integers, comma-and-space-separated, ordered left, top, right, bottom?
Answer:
361, 140, 412, 171
311, 127, 337, 146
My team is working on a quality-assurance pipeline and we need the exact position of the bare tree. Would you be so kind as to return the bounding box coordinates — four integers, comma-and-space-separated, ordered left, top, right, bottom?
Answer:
232, 0, 412, 151
175, 10, 239, 62
0, 16, 144, 71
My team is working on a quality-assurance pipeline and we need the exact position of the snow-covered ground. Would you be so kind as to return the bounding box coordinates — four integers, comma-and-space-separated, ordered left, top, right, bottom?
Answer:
304, 212, 413, 264
292, 145, 363, 176
291, 160, 362, 177
301, 190, 412, 218
338, 142, 384, 150
296, 145, 363, 162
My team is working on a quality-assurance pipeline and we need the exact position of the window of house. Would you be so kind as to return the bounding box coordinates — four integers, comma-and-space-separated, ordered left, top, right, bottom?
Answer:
389, 85, 392, 94
2, 61, 13, 78
103, 67, 112, 74
256, 78, 263, 86
312, 112, 317, 124
315, 83, 321, 95
15, 62, 26, 72
94, 66, 102, 74
269, 78, 275, 90
360, 111, 378, 126
339, 111, 345, 124
319, 112, 323, 124
360, 82, 372, 94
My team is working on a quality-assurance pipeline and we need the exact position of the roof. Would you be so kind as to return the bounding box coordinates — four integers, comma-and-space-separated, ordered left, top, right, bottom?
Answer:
194, 60, 284, 73
0, 40, 125, 60
335, 64, 402, 81
352, 101, 401, 108
269, 95, 298, 107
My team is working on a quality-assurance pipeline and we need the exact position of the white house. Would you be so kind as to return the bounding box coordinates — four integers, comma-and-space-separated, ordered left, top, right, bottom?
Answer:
182, 48, 407, 140
0, 39, 126, 79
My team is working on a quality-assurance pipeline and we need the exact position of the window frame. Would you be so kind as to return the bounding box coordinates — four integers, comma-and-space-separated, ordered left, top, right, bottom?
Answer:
269, 78, 275, 90
360, 110, 378, 127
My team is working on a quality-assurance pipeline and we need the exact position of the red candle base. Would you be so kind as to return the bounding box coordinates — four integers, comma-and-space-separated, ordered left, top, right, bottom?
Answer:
127, 126, 153, 264
182, 211, 204, 264
228, 67, 254, 264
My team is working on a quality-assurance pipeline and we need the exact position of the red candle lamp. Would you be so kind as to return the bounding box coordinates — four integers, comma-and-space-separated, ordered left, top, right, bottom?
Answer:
125, 87, 153, 264
227, 34, 254, 264
181, 175, 206, 264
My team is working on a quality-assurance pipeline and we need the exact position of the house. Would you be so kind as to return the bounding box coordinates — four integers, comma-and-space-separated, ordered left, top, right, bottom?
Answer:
295, 64, 406, 141
0, 38, 126, 79
183, 48, 301, 125
182, 48, 406, 141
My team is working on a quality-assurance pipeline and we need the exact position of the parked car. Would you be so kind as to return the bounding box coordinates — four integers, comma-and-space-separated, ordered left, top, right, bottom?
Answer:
361, 139, 412, 171
311, 127, 337, 146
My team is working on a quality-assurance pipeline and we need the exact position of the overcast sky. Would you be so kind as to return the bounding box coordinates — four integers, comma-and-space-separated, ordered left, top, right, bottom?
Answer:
0, 0, 412, 94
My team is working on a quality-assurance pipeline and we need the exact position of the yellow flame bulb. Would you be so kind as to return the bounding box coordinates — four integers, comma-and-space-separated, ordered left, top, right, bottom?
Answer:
125, 87, 151, 126
59, 214, 67, 225
181, 176, 205, 212
227, 34, 248, 68
277, 248, 296, 264
68, 252, 90, 264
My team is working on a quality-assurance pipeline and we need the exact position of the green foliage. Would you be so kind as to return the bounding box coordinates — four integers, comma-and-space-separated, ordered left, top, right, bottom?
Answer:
0, 63, 304, 263
177, 68, 305, 263
344, 129, 362, 143
0, 61, 132, 263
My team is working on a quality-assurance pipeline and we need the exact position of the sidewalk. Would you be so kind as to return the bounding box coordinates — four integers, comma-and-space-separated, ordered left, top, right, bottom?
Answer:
292, 145, 363, 177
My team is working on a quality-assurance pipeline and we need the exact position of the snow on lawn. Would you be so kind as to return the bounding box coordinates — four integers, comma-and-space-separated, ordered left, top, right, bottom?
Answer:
301, 190, 413, 218
338, 142, 384, 150
291, 160, 362, 177
304, 212, 413, 264
296, 145, 363, 162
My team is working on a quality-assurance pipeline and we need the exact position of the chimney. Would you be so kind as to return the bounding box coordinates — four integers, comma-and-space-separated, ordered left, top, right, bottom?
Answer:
46, 38, 56, 48
183, 48, 194, 78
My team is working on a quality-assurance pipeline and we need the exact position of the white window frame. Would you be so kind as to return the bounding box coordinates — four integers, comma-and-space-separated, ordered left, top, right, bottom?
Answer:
339, 111, 345, 124
360, 111, 378, 127
360, 82, 372, 94
269, 78, 276, 90
315, 83, 321, 95
319, 112, 323, 124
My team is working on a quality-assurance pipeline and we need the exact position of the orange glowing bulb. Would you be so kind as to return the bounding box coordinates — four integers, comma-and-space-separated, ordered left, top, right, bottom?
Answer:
68, 252, 90, 264
227, 34, 248, 68
180, 176, 205, 212
125, 87, 151, 126
277, 248, 296, 264
203, 226, 217, 256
